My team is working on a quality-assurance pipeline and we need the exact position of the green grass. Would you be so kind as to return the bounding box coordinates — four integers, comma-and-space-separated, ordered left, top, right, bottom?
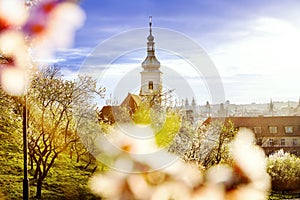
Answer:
0, 130, 102, 199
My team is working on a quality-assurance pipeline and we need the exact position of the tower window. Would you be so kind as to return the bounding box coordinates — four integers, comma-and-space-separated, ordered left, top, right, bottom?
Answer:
148, 81, 153, 90
148, 46, 153, 51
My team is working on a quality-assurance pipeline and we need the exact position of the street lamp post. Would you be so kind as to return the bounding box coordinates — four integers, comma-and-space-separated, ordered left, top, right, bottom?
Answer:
23, 96, 29, 200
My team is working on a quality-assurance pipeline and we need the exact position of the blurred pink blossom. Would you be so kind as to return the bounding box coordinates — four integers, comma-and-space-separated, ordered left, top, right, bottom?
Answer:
0, 0, 85, 95
90, 126, 271, 200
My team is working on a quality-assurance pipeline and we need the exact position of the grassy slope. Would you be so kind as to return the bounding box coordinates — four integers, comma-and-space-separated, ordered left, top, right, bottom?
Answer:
0, 130, 101, 200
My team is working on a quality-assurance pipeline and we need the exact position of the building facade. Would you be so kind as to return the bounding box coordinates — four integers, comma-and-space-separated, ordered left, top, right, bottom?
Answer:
225, 116, 300, 155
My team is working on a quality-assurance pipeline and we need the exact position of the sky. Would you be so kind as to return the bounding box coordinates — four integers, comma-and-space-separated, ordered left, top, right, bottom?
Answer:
53, 0, 300, 106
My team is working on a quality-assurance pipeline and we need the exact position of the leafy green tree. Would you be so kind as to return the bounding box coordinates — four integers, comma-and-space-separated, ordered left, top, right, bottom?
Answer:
267, 149, 300, 190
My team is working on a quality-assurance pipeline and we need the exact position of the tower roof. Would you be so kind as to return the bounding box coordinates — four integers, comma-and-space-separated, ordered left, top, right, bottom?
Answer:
142, 16, 160, 70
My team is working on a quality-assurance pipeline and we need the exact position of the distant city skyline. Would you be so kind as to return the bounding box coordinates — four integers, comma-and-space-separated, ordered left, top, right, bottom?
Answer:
45, 0, 300, 105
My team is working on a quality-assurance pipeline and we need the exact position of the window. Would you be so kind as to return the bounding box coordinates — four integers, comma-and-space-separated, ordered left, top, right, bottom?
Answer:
148, 81, 153, 90
148, 45, 153, 51
293, 139, 297, 146
285, 126, 293, 134
280, 139, 285, 146
269, 126, 278, 134
253, 127, 262, 134
269, 139, 274, 146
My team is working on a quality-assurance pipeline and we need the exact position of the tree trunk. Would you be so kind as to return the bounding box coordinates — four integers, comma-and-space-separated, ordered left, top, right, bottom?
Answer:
69, 150, 73, 159
36, 179, 42, 199
33, 169, 38, 179
30, 157, 34, 170
76, 153, 80, 163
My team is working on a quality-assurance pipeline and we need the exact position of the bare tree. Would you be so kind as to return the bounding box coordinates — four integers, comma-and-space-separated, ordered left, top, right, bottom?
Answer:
27, 67, 104, 198
170, 119, 237, 168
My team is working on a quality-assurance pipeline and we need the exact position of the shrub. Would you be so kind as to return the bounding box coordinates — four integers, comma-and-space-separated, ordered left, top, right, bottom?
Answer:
267, 149, 300, 191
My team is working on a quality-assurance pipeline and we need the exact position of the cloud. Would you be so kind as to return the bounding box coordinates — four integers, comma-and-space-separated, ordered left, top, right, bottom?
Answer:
54, 47, 91, 66
221, 72, 300, 104
33, 57, 67, 64
57, 47, 91, 57
210, 16, 300, 77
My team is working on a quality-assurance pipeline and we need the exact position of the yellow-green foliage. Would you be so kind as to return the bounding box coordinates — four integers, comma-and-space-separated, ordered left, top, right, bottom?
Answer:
155, 111, 181, 148
132, 103, 151, 124
99, 120, 112, 134
133, 104, 182, 147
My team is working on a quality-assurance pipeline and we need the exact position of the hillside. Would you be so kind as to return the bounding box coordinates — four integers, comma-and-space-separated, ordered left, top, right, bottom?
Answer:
0, 130, 101, 200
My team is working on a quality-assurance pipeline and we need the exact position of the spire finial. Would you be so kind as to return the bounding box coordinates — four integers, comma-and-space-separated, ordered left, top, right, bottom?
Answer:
149, 15, 152, 28
147, 16, 154, 42
149, 16, 153, 35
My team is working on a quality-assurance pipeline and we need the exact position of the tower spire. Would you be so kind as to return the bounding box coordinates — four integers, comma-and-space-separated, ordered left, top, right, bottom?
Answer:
140, 16, 162, 97
147, 16, 154, 44
143, 16, 158, 66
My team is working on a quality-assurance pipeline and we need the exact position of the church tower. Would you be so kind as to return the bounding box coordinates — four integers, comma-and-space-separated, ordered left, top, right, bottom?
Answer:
139, 16, 162, 97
